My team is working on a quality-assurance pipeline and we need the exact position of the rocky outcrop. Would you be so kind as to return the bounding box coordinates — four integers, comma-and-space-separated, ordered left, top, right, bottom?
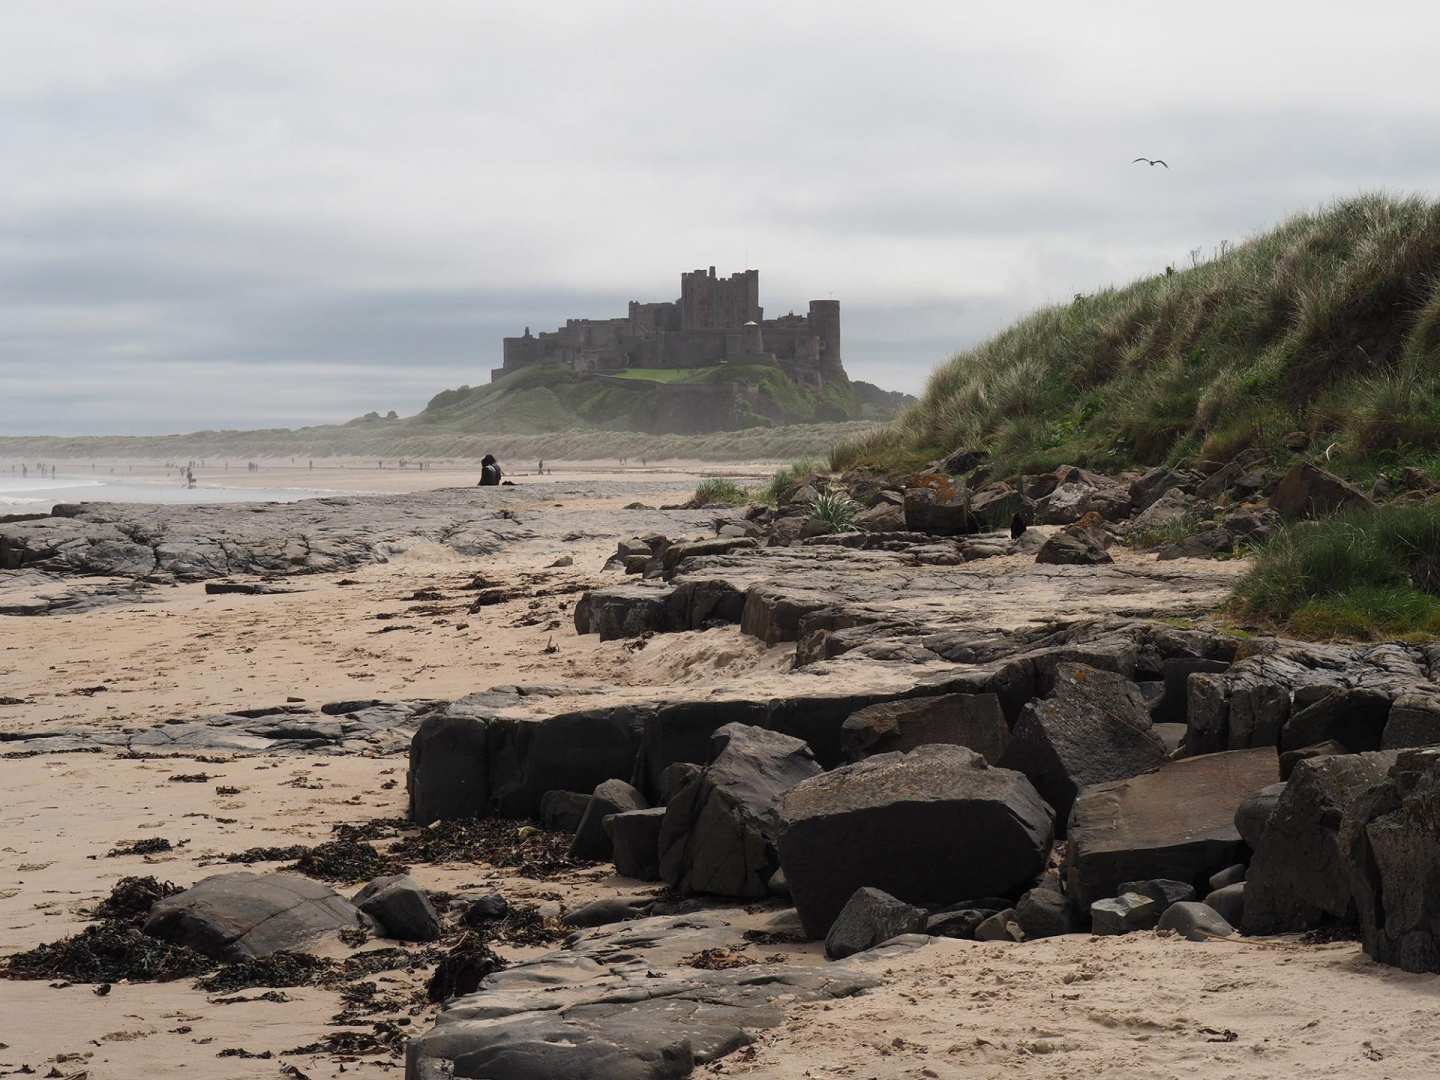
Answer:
0, 483, 716, 582
571, 779, 649, 860
1184, 642, 1439, 755
1243, 751, 1398, 934
1064, 748, 1277, 910
606, 807, 667, 881
1341, 749, 1440, 972
902, 486, 978, 536
999, 663, 1167, 833
1382, 693, 1440, 749
777, 745, 1054, 938
840, 693, 1008, 764
657, 724, 821, 899
1269, 461, 1376, 519
1234, 782, 1286, 848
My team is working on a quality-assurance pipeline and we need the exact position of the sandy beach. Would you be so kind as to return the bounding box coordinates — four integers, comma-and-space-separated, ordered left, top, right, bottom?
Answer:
3, 476, 1439, 1080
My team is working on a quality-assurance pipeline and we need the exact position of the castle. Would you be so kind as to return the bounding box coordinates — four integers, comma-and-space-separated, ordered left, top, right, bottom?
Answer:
492, 267, 844, 386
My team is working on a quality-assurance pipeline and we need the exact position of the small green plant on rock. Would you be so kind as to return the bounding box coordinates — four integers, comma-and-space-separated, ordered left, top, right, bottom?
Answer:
809, 488, 859, 533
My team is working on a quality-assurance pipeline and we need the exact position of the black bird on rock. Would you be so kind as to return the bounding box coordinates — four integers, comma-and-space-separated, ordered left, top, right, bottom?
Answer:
1010, 512, 1027, 540
1132, 157, 1169, 168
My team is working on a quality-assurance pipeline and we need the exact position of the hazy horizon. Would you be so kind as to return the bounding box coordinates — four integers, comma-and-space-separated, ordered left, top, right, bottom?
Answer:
6, 2, 1440, 437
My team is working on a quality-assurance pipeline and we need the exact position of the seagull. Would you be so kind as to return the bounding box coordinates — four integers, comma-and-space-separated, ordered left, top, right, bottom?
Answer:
1133, 157, 1169, 168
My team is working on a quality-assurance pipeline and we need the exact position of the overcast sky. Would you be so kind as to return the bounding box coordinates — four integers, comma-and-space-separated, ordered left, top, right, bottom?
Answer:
5, 1, 1440, 436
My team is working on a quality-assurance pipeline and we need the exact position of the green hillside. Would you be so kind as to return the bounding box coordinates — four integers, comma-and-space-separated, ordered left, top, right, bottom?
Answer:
417, 363, 900, 434
835, 194, 1440, 483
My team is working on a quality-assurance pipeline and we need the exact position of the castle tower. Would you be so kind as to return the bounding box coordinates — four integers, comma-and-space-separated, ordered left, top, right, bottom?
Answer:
808, 300, 842, 376
680, 267, 761, 330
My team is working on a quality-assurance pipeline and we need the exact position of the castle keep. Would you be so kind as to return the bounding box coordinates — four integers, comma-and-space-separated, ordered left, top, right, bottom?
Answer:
493, 267, 843, 386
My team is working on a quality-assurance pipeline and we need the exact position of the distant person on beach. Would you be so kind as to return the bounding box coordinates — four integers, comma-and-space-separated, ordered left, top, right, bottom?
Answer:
538, 458, 544, 475
478, 454, 503, 486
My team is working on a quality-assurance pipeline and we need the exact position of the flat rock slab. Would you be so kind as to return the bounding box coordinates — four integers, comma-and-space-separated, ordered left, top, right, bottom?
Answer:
579, 543, 1247, 652
0, 568, 159, 616
405, 913, 903, 1080
0, 483, 719, 582
144, 870, 371, 960
1064, 747, 1278, 910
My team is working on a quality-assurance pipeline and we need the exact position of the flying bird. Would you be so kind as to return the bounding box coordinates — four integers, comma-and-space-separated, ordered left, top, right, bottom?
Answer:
1132, 157, 1169, 168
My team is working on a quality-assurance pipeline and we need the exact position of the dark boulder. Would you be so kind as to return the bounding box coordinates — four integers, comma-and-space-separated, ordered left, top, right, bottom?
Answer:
408, 711, 489, 825
144, 871, 370, 960
903, 487, 978, 536
1091, 892, 1158, 935
1208, 864, 1247, 891
1156, 527, 1233, 561
658, 723, 821, 899
1116, 878, 1195, 915
1157, 901, 1234, 941
778, 744, 1054, 938
840, 692, 1008, 764
658, 762, 704, 804
969, 484, 1030, 531
1064, 748, 1277, 910
1205, 882, 1246, 927
1243, 751, 1398, 934
605, 807, 666, 881
1234, 782, 1286, 848
539, 790, 591, 834
1341, 749, 1440, 971
353, 874, 441, 942
824, 887, 927, 960
1130, 466, 1201, 512
925, 906, 1002, 939
1279, 739, 1347, 780
1280, 687, 1391, 753
1381, 694, 1440, 749
974, 908, 1023, 941
1270, 461, 1375, 519
999, 663, 1167, 835
1014, 886, 1074, 939
571, 779, 648, 861
1035, 528, 1112, 566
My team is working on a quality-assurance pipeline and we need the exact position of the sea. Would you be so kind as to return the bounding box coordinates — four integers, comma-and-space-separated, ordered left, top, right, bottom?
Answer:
0, 473, 344, 515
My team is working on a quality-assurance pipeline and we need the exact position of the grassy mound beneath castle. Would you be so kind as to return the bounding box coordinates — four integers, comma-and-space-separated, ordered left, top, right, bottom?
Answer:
417, 362, 906, 434
833, 193, 1440, 484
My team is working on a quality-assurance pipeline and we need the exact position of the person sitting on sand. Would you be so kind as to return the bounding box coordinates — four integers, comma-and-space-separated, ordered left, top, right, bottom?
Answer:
478, 454, 503, 486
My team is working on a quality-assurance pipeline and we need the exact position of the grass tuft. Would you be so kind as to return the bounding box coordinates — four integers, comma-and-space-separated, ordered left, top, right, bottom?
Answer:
1232, 501, 1440, 637
690, 477, 753, 507
759, 460, 824, 505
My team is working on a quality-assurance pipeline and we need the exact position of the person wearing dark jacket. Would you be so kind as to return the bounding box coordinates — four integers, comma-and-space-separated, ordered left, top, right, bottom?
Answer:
478, 454, 503, 486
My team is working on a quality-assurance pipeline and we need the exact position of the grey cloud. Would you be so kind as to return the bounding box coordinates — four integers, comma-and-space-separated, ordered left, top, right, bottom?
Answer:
4, 2, 1440, 436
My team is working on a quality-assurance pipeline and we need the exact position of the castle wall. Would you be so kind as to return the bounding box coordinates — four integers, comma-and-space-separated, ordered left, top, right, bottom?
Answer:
494, 267, 841, 384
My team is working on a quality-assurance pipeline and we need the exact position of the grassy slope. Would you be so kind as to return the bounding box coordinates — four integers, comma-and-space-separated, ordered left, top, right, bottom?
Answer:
834, 193, 1440, 483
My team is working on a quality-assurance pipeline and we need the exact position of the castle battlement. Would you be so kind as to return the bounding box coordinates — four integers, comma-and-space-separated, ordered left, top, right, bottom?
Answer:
492, 267, 842, 385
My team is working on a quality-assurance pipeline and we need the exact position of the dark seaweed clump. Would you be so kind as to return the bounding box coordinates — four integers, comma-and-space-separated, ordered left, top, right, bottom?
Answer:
289, 839, 405, 883
2, 876, 212, 985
